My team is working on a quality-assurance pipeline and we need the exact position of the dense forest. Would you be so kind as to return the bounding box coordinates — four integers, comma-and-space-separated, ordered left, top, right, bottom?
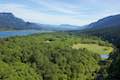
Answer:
73, 26, 120, 80
0, 32, 113, 80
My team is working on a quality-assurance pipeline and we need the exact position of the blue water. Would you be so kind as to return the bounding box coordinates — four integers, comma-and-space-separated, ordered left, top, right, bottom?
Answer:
101, 54, 109, 59
0, 30, 50, 38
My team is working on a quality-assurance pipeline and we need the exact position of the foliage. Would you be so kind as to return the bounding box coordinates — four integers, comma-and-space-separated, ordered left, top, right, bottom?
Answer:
0, 32, 112, 80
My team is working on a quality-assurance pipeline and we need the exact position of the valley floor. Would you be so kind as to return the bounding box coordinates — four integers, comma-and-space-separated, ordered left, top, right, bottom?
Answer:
0, 32, 114, 80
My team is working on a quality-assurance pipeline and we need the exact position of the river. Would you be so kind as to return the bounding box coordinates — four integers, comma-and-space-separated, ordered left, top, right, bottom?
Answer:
101, 54, 109, 59
0, 30, 52, 38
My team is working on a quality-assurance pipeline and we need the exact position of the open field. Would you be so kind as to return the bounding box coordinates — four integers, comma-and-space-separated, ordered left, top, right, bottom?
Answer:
72, 43, 113, 54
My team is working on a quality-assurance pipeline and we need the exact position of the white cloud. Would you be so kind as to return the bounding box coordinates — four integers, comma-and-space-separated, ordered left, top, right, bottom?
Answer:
29, 0, 82, 15
0, 3, 89, 25
0, 0, 120, 26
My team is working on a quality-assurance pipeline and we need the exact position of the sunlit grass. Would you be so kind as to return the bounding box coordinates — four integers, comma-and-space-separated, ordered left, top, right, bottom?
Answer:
72, 43, 113, 54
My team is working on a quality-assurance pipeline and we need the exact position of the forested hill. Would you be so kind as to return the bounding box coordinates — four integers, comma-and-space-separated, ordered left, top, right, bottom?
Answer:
74, 14, 120, 46
74, 14, 120, 80
0, 13, 42, 30
87, 14, 120, 29
86, 24, 120, 80
70, 14, 120, 37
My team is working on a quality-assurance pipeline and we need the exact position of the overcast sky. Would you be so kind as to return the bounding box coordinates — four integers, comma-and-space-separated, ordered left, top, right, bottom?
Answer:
0, 0, 120, 26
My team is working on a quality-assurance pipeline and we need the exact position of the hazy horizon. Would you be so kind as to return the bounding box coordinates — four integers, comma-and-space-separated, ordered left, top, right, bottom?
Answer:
0, 0, 120, 26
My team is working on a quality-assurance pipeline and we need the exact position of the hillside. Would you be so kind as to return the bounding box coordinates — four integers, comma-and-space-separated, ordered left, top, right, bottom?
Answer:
0, 32, 111, 80
80, 14, 120, 80
71, 14, 120, 45
87, 14, 120, 29
0, 13, 42, 30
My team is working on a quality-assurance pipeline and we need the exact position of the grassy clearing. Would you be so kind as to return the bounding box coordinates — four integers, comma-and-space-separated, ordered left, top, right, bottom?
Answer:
72, 43, 113, 54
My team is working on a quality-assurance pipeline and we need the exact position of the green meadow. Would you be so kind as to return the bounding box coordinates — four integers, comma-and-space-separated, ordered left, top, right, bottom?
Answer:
72, 43, 113, 54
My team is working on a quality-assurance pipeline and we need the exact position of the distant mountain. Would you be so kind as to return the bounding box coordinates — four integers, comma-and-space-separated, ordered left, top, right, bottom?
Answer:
0, 12, 81, 31
49, 24, 81, 31
74, 14, 120, 36
75, 14, 120, 47
0, 13, 42, 30
58, 24, 84, 30
70, 14, 120, 38
87, 14, 120, 29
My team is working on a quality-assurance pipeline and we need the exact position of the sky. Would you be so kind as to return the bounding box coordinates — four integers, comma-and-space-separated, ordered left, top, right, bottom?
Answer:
0, 0, 120, 26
